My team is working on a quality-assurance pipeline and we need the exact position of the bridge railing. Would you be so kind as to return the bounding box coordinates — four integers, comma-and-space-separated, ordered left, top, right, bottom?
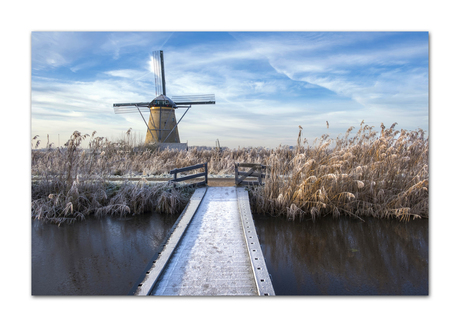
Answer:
169, 163, 208, 187
234, 163, 268, 186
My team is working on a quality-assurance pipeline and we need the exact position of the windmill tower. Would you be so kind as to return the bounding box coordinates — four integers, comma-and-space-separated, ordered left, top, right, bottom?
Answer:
113, 50, 215, 148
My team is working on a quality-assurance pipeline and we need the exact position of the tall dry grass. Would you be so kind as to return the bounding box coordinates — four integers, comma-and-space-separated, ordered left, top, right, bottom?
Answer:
31, 130, 277, 178
249, 121, 428, 221
32, 121, 428, 223
31, 131, 196, 224
31, 179, 195, 225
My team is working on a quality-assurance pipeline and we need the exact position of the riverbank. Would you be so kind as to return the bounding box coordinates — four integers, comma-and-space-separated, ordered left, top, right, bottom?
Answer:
32, 122, 428, 223
31, 179, 196, 225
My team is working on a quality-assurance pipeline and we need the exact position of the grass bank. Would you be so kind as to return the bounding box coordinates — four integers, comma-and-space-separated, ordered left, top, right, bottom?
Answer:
32, 179, 195, 225
249, 122, 428, 221
31, 121, 428, 223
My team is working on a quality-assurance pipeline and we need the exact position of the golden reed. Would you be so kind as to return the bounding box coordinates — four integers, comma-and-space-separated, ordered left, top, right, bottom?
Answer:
32, 121, 428, 223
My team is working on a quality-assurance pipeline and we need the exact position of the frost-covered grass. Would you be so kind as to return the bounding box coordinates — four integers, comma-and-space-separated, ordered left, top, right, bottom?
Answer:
31, 131, 271, 177
31, 179, 196, 225
32, 121, 428, 223
31, 131, 198, 224
249, 122, 429, 222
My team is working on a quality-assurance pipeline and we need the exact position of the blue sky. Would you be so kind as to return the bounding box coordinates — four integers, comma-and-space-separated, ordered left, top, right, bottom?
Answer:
31, 31, 428, 148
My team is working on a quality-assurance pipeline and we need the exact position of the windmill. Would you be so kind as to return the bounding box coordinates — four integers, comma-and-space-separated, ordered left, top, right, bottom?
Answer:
113, 50, 215, 148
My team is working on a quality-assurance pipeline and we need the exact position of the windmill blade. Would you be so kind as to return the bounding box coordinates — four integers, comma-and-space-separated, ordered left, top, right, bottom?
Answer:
152, 50, 166, 96
113, 102, 150, 114
171, 94, 216, 105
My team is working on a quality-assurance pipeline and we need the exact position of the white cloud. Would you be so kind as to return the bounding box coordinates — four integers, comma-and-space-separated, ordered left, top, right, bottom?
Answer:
32, 32, 97, 70
105, 69, 148, 80
31, 76, 148, 144
32, 32, 173, 71
242, 38, 429, 131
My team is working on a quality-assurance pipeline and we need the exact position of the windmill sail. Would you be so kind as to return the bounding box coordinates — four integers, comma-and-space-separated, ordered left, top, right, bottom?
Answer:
172, 94, 216, 106
152, 50, 166, 96
113, 102, 150, 113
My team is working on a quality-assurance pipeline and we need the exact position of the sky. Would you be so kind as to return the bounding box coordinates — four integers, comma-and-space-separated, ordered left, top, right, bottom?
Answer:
31, 31, 429, 149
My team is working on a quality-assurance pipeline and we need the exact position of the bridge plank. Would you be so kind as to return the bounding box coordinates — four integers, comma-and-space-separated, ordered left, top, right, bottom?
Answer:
151, 187, 258, 296
133, 188, 208, 295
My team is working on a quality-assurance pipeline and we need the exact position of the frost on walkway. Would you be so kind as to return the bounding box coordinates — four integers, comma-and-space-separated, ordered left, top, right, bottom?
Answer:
151, 187, 258, 296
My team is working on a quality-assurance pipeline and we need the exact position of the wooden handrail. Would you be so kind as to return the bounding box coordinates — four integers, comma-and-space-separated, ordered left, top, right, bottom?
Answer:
234, 163, 268, 186
169, 163, 208, 187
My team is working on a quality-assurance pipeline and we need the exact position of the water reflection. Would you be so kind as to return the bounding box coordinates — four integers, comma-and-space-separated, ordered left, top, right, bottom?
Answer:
32, 211, 428, 295
32, 213, 178, 295
253, 215, 428, 295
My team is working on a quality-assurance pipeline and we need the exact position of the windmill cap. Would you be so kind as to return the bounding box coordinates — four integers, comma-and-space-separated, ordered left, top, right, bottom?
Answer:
149, 94, 177, 108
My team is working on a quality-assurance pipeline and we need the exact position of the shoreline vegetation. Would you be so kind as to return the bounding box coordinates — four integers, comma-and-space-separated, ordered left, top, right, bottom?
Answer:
31, 122, 428, 224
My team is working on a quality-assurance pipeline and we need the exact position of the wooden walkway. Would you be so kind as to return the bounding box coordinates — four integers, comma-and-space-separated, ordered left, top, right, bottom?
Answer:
131, 187, 275, 296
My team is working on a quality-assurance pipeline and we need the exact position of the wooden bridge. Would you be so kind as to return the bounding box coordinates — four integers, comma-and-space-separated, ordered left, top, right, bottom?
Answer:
129, 164, 274, 296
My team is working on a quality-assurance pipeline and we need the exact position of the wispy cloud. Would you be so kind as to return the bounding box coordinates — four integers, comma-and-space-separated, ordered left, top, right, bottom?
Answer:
226, 32, 428, 131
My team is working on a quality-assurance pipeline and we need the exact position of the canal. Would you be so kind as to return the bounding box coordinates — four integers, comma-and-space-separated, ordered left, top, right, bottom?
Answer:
253, 214, 428, 295
31, 213, 178, 295
32, 213, 428, 295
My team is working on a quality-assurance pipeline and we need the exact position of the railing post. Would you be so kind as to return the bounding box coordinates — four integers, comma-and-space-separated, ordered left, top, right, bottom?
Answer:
204, 163, 208, 185
234, 163, 238, 185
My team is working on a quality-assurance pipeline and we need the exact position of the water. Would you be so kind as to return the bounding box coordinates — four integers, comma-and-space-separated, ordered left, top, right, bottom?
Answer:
32, 212, 428, 295
252, 215, 428, 295
32, 213, 178, 295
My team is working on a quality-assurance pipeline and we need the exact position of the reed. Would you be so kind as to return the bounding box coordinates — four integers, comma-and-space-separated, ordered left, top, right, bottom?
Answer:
249, 121, 428, 221
31, 131, 197, 224
31, 179, 194, 225
31, 122, 428, 223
